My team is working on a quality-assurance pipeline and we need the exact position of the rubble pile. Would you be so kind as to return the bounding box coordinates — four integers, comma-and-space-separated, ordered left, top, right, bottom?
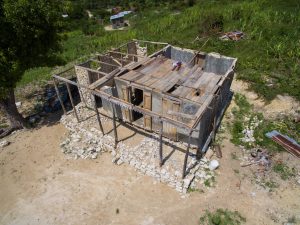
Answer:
240, 115, 262, 144
60, 104, 216, 193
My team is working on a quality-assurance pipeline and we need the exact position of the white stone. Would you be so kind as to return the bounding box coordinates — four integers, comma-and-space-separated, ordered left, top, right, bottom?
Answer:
15, 102, 22, 107
209, 160, 219, 171
0, 140, 10, 148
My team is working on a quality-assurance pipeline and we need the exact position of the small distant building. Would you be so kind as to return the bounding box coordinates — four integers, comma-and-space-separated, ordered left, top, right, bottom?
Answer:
110, 11, 132, 29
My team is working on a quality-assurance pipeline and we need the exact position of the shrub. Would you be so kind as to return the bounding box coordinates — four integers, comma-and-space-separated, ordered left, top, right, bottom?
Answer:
199, 208, 246, 225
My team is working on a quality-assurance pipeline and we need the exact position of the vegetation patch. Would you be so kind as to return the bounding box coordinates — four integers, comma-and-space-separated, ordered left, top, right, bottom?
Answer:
18, 0, 300, 101
272, 161, 296, 180
230, 93, 300, 152
199, 208, 246, 225
187, 187, 204, 193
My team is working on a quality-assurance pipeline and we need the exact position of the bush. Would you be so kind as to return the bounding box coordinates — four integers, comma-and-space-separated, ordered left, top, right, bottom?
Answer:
199, 208, 246, 225
81, 19, 105, 36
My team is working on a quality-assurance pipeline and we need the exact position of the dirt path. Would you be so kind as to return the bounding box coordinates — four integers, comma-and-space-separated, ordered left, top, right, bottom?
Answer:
1, 123, 299, 225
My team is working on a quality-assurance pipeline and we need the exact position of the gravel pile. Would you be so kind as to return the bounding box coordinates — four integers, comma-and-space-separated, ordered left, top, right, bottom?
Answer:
60, 104, 216, 193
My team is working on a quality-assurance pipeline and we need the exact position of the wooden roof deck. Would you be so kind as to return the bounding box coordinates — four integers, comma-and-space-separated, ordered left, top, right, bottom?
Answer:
119, 56, 222, 104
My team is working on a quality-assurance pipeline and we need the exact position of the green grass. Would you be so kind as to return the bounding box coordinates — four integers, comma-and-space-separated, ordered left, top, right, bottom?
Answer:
273, 162, 296, 180
187, 187, 205, 193
19, 67, 53, 87
19, 0, 300, 101
199, 208, 246, 225
230, 93, 300, 151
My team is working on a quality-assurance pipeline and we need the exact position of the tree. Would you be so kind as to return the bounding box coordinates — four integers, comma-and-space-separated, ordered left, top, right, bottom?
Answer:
0, 0, 63, 137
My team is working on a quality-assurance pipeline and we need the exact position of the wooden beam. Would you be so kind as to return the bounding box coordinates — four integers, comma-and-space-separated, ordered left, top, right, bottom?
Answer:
93, 94, 104, 135
89, 59, 121, 68
112, 103, 118, 148
53, 78, 67, 114
108, 50, 146, 58
167, 111, 196, 120
66, 82, 79, 122
75, 65, 109, 77
132, 39, 169, 45
52, 75, 198, 131
96, 53, 127, 64
182, 131, 193, 179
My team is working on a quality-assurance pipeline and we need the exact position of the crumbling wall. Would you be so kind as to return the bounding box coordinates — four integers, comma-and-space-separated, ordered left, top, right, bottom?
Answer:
97, 55, 120, 74
75, 64, 95, 108
135, 42, 147, 58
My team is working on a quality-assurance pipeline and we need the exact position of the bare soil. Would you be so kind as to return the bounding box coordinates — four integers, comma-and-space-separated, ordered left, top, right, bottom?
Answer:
231, 79, 300, 118
1, 121, 299, 225
1, 78, 299, 224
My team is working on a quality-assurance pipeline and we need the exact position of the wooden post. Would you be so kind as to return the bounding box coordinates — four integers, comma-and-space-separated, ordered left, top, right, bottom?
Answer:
182, 131, 193, 179
53, 78, 66, 114
159, 119, 163, 167
93, 94, 104, 134
66, 82, 79, 122
112, 103, 118, 148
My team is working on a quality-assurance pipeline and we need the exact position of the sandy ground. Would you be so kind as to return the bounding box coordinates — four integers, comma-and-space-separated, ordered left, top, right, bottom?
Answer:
1, 120, 299, 225
231, 79, 300, 118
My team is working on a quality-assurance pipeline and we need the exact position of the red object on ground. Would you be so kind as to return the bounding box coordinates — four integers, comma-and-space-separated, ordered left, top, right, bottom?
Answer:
271, 134, 300, 158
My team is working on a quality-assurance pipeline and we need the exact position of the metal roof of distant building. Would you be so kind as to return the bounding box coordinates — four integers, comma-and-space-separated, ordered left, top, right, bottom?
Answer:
110, 11, 132, 20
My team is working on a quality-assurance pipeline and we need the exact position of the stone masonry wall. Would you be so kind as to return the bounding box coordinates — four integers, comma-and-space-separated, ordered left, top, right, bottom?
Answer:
75, 65, 95, 108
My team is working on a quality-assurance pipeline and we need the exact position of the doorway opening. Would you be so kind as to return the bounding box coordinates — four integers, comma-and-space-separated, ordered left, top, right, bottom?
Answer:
131, 87, 143, 123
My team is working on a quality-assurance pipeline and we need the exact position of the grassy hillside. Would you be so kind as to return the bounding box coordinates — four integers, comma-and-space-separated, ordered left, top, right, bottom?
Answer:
20, 0, 300, 101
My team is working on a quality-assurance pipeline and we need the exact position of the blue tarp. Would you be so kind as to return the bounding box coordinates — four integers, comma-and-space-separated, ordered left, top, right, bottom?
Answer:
110, 11, 132, 20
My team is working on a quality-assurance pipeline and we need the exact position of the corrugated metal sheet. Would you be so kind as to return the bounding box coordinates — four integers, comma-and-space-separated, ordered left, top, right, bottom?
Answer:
266, 130, 300, 158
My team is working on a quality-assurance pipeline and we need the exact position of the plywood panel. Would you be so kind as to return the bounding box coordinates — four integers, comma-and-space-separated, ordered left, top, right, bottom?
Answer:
162, 98, 180, 141
143, 92, 152, 130
121, 86, 132, 122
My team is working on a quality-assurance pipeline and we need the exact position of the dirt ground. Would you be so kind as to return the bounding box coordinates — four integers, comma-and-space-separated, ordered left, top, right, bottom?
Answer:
1, 119, 299, 225
231, 79, 300, 118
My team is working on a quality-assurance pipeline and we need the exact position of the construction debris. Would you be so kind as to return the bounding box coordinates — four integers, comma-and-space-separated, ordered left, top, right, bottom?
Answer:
209, 159, 219, 171
240, 149, 271, 175
59, 103, 216, 193
240, 115, 262, 144
266, 130, 300, 158
220, 31, 245, 41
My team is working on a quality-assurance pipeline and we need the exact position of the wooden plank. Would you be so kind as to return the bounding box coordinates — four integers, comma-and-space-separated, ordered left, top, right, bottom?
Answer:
53, 74, 197, 131
88, 69, 121, 90
177, 65, 200, 85
167, 110, 196, 120
121, 86, 132, 122
139, 57, 168, 75
182, 68, 204, 88
162, 98, 180, 140
143, 92, 152, 130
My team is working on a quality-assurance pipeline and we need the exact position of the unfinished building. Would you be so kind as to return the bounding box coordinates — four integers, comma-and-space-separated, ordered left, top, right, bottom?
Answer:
53, 40, 236, 178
